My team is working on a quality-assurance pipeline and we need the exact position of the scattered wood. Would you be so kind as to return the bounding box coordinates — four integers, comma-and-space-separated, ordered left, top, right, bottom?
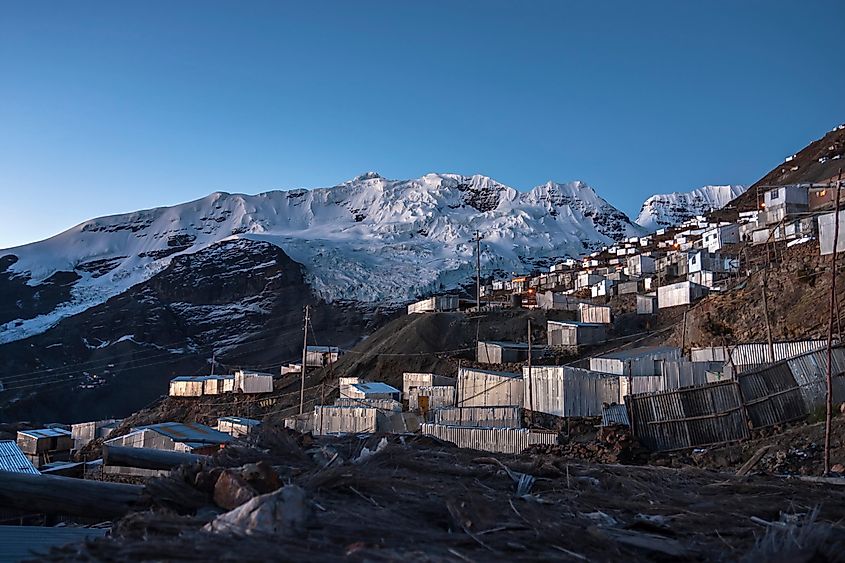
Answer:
588, 526, 689, 557
736, 446, 773, 477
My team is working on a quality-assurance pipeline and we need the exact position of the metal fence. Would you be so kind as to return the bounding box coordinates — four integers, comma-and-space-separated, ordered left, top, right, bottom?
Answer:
627, 380, 749, 451
433, 406, 521, 428
690, 340, 828, 368
420, 423, 558, 454
737, 347, 845, 428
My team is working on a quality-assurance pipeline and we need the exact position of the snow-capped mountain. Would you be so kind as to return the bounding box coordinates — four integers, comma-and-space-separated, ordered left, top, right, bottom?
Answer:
0, 173, 645, 344
635, 185, 747, 231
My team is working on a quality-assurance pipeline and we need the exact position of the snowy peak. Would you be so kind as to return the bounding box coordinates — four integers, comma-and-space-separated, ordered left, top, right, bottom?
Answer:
0, 172, 644, 344
635, 185, 747, 231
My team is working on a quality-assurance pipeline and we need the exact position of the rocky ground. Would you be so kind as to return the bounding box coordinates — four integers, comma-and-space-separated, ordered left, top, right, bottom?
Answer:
36, 427, 845, 562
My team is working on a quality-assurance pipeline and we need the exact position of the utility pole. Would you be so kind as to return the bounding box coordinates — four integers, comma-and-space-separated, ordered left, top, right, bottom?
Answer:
210, 352, 215, 376
527, 318, 535, 427
761, 276, 774, 363
824, 168, 843, 475
473, 230, 483, 311
299, 305, 310, 415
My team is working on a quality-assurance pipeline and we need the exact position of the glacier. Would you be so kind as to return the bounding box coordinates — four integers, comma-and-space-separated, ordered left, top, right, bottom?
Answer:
0, 172, 646, 344
635, 185, 747, 231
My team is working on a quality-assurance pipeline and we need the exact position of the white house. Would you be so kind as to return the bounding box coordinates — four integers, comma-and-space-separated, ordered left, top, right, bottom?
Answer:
701, 223, 739, 253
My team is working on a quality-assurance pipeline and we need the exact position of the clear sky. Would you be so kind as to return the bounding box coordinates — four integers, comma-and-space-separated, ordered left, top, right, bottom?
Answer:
2, 1, 843, 249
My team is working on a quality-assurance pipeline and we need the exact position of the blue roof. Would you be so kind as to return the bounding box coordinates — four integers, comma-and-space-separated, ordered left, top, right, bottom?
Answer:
306, 345, 339, 353
0, 440, 40, 475
137, 422, 233, 449
350, 382, 401, 395
218, 416, 261, 426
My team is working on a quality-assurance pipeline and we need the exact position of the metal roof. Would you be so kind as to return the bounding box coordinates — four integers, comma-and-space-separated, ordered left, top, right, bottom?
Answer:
547, 320, 605, 328
597, 346, 681, 361
601, 404, 630, 427
350, 382, 401, 395
138, 422, 233, 448
170, 375, 209, 382
306, 345, 339, 353
0, 440, 40, 475
480, 340, 531, 349
0, 526, 107, 562
17, 427, 72, 439
460, 367, 522, 379
217, 416, 261, 426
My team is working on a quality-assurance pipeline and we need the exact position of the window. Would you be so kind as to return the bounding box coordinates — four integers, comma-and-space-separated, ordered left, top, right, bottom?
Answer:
770, 190, 780, 200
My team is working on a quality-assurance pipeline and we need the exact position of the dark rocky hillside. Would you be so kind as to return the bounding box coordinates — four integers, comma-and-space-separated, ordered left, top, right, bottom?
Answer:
0, 239, 384, 424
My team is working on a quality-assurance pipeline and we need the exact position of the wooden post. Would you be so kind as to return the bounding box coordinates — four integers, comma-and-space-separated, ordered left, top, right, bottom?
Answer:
681, 308, 688, 352
299, 305, 310, 415
527, 318, 534, 427
761, 276, 774, 363
824, 169, 843, 475
0, 472, 145, 519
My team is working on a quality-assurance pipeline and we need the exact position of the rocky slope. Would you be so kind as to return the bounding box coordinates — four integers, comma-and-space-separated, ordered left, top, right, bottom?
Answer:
0, 173, 644, 345
635, 185, 747, 231
0, 239, 379, 424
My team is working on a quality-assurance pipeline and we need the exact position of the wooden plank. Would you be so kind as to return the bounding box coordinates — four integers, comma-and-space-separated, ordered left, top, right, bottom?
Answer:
736, 446, 772, 477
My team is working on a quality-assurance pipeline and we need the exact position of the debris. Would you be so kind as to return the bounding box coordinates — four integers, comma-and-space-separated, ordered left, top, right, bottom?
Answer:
205, 485, 311, 536
736, 446, 773, 477
213, 470, 259, 510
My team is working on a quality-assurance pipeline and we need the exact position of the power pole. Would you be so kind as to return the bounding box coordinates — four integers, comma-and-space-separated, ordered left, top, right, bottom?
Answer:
474, 230, 483, 311
210, 352, 215, 376
527, 318, 535, 427
824, 169, 843, 475
299, 305, 310, 415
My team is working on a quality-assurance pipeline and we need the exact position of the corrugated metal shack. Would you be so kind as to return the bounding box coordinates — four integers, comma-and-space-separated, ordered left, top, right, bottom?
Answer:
690, 340, 829, 371
420, 423, 558, 454
0, 440, 40, 475
16, 428, 73, 468
284, 413, 315, 434
577, 303, 611, 324
305, 346, 341, 368
339, 376, 360, 399
103, 422, 232, 476
345, 382, 401, 401
522, 366, 620, 417
313, 406, 381, 435
433, 406, 522, 428
636, 294, 658, 315
627, 381, 750, 451
71, 419, 120, 451
590, 346, 682, 376
216, 416, 261, 438
617, 359, 710, 399
407, 295, 460, 314
737, 347, 845, 428
408, 386, 456, 413
234, 370, 274, 394
657, 281, 708, 309
203, 375, 235, 395
476, 341, 543, 364
547, 320, 606, 348
536, 291, 583, 311
169, 376, 206, 397
402, 372, 455, 398
457, 367, 524, 407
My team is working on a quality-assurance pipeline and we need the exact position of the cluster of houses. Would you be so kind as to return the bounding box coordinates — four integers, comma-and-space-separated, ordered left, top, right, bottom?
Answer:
404, 183, 845, 324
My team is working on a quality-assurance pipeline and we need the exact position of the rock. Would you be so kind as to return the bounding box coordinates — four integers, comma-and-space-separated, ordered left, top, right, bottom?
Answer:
240, 461, 281, 494
204, 485, 312, 536
214, 469, 259, 510
831, 464, 845, 474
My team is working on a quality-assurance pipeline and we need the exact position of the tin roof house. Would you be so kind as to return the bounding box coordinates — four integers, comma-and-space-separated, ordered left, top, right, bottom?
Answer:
0, 440, 40, 475
16, 428, 73, 468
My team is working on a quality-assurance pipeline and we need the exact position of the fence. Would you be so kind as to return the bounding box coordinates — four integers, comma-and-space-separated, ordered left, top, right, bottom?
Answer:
690, 340, 828, 369
737, 347, 845, 428
433, 406, 521, 428
313, 406, 380, 435
420, 423, 558, 454
627, 380, 749, 451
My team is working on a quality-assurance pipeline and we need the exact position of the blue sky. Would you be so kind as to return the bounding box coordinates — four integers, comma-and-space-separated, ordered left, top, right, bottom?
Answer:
1, 1, 843, 248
